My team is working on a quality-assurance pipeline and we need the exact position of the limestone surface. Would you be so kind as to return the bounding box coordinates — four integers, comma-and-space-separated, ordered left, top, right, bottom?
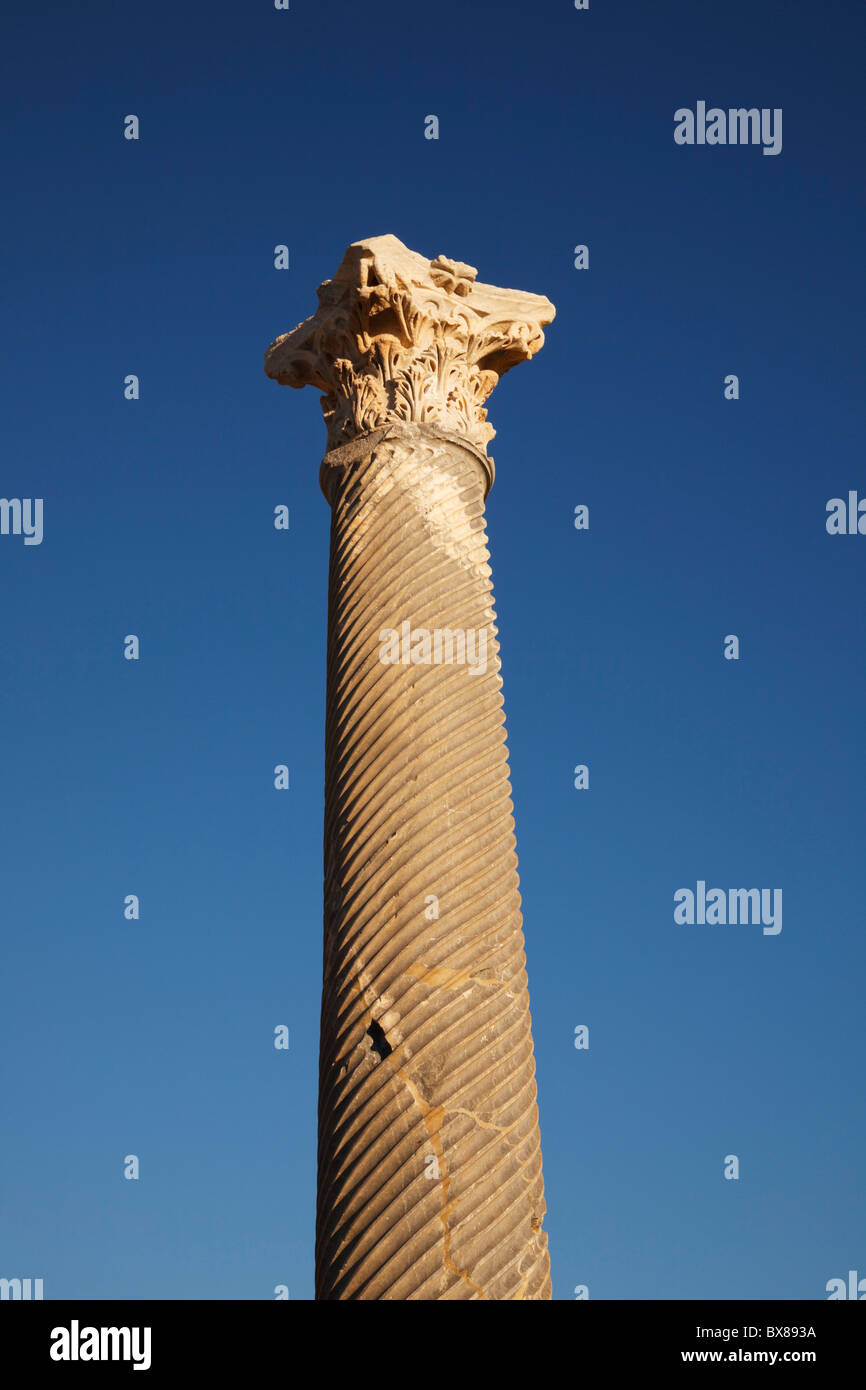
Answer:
266, 237, 555, 1299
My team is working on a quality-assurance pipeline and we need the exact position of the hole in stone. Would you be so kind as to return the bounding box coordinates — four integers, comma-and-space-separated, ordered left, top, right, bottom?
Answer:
366, 305, 402, 338
366, 1018, 392, 1062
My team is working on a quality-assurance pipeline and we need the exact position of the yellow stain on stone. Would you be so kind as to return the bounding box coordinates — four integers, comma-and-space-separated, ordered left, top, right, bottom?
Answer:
405, 960, 477, 991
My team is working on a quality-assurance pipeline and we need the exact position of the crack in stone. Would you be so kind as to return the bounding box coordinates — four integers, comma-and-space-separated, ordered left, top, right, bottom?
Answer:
442, 1106, 511, 1136
359, 1009, 488, 1300
348, 977, 534, 1298
341, 975, 491, 1297
390, 1058, 489, 1301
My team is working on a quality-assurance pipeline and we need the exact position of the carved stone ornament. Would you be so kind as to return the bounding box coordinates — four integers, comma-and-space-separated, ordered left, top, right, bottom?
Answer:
264, 234, 555, 453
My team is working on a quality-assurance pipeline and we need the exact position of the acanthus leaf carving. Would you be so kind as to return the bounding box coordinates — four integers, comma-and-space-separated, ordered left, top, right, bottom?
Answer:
265, 234, 555, 454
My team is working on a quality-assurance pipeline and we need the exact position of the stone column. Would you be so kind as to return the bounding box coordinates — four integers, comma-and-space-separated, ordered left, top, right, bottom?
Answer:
265, 235, 555, 1300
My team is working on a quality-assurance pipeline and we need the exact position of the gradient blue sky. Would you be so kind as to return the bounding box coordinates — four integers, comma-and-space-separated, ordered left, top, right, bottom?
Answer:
2, 0, 864, 1300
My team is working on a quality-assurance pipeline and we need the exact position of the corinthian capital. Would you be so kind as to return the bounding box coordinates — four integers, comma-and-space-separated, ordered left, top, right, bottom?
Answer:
264, 234, 555, 453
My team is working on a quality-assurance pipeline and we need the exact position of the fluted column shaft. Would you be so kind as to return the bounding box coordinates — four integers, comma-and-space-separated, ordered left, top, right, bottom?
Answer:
315, 422, 550, 1299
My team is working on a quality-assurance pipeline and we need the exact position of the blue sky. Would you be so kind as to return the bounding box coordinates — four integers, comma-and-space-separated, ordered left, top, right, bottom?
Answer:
1, 0, 863, 1299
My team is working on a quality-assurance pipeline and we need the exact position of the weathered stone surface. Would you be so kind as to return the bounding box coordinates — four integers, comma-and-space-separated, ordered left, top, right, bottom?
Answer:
266, 237, 554, 1300
265, 233, 554, 454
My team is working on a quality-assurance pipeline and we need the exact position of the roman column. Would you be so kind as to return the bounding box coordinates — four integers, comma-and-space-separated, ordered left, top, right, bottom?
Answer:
265, 235, 555, 1300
